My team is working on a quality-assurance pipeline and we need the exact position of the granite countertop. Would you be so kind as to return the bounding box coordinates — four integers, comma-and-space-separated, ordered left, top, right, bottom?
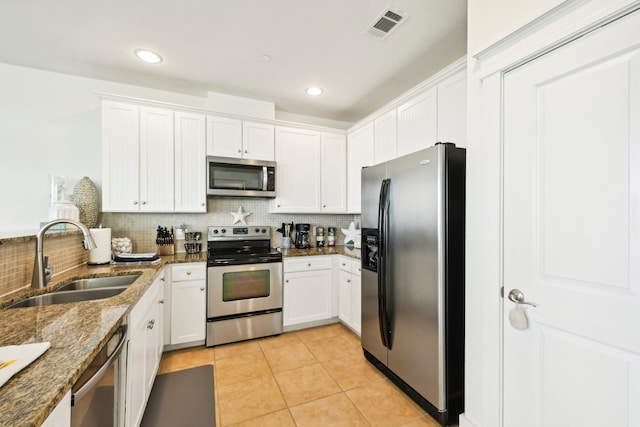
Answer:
0, 252, 206, 427
280, 245, 361, 259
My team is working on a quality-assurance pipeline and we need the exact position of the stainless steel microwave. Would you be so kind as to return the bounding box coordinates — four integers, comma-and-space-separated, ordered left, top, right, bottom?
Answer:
206, 156, 276, 198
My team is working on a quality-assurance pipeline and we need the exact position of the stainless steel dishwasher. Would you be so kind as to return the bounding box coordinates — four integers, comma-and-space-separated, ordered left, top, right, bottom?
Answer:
70, 325, 127, 427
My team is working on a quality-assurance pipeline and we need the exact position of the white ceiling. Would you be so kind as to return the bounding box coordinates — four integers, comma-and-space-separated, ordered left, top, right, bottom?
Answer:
0, 0, 467, 124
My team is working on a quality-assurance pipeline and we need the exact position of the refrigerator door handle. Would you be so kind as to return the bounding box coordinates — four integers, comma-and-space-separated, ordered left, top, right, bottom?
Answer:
378, 178, 391, 348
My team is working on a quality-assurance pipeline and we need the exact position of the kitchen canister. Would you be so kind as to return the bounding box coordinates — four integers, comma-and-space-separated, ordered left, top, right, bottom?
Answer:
72, 176, 100, 228
89, 227, 111, 264
111, 237, 132, 258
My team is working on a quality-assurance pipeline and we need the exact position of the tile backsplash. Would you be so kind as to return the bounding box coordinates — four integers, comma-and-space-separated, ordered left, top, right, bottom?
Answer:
0, 232, 88, 296
102, 198, 360, 253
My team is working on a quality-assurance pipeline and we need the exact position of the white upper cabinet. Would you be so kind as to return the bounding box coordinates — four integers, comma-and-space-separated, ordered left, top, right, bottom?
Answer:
374, 109, 397, 164
436, 70, 467, 147
206, 115, 242, 158
320, 132, 347, 213
102, 101, 175, 212
102, 101, 140, 212
174, 111, 206, 212
242, 121, 275, 161
346, 123, 374, 213
270, 126, 322, 213
206, 116, 275, 161
397, 86, 437, 157
139, 106, 175, 212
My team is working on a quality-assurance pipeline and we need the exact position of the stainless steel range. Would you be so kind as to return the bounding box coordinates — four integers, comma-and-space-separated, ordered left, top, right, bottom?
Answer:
206, 225, 283, 346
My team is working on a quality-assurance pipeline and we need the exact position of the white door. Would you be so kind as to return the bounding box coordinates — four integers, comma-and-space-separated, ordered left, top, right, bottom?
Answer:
503, 10, 640, 427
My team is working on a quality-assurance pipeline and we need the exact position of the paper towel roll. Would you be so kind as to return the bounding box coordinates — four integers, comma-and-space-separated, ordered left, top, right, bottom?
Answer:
89, 228, 112, 264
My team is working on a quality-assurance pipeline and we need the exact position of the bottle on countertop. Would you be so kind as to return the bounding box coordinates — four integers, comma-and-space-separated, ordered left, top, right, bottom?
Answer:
315, 226, 325, 247
327, 227, 336, 247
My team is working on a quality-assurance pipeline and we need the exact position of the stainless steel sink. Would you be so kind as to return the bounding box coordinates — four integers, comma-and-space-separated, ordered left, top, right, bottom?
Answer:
56, 274, 139, 292
7, 287, 128, 309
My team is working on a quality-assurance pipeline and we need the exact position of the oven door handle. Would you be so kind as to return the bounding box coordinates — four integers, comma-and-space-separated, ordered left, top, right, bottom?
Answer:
72, 325, 127, 406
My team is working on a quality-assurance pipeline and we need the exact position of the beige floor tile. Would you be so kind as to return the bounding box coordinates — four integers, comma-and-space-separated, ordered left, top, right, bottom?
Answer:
230, 409, 297, 427
399, 414, 447, 427
295, 324, 341, 343
347, 379, 425, 427
158, 346, 215, 374
274, 363, 342, 407
257, 331, 304, 350
290, 393, 370, 427
217, 375, 287, 426
323, 354, 385, 391
305, 335, 354, 362
215, 351, 272, 387
214, 340, 262, 360
263, 341, 317, 372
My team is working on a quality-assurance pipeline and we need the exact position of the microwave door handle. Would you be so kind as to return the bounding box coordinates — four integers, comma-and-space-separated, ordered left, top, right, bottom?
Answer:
262, 166, 268, 191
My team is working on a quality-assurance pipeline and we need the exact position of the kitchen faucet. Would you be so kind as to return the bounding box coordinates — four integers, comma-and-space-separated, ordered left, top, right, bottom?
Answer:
32, 219, 97, 289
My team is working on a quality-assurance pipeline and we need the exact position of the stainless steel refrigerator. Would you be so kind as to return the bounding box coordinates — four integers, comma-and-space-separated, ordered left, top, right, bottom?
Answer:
361, 143, 465, 426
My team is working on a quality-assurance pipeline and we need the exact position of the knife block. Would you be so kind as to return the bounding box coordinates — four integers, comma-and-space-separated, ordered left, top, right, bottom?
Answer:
157, 244, 174, 256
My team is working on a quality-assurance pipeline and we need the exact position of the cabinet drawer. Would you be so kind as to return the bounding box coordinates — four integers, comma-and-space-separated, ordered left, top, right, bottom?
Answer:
172, 263, 206, 281
284, 256, 332, 273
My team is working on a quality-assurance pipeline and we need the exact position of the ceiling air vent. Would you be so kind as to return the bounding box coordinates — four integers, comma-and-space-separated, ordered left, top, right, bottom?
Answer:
365, 7, 410, 40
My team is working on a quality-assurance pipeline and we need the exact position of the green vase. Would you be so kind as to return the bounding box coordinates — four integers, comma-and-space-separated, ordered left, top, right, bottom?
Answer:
73, 176, 100, 228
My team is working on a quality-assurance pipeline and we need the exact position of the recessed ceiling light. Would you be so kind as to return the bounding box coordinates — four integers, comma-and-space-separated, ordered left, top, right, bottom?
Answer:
135, 49, 162, 64
305, 87, 323, 96
261, 54, 272, 62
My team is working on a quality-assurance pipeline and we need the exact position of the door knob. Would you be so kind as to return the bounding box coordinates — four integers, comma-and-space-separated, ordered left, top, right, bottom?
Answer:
507, 289, 537, 307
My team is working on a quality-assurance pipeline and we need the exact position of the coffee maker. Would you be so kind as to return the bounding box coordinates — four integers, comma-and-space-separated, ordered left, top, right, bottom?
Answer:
294, 223, 311, 249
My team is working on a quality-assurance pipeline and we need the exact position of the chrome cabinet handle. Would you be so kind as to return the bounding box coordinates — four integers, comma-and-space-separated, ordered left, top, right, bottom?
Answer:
133, 201, 138, 205
159, 299, 165, 304
147, 319, 155, 329
508, 289, 537, 307
200, 287, 205, 291
187, 271, 191, 275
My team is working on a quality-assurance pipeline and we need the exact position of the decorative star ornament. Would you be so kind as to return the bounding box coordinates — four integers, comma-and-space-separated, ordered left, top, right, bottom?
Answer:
230, 206, 251, 225
341, 221, 359, 245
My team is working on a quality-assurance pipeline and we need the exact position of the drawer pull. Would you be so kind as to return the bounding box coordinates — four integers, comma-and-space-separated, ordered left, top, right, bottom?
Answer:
159, 299, 165, 304
200, 287, 205, 291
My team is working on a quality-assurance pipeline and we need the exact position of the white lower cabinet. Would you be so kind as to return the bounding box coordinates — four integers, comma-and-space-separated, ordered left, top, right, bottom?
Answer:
283, 256, 334, 329
125, 272, 164, 427
337, 256, 361, 335
169, 263, 206, 346
42, 391, 71, 427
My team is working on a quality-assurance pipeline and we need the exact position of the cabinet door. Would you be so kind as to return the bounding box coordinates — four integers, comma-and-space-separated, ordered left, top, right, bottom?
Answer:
270, 126, 321, 213
102, 101, 140, 212
174, 111, 206, 212
351, 261, 362, 335
242, 121, 275, 161
320, 132, 347, 213
346, 123, 374, 213
206, 116, 242, 157
139, 106, 174, 212
374, 109, 398, 164
283, 269, 333, 326
126, 322, 146, 427
338, 269, 352, 326
145, 299, 162, 395
436, 70, 467, 147
397, 87, 437, 157
170, 279, 206, 344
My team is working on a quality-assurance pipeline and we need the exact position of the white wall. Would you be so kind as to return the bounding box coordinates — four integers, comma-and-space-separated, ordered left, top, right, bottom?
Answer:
0, 63, 211, 233
467, 0, 566, 55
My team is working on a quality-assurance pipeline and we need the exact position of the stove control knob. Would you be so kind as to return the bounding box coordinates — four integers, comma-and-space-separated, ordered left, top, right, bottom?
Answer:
213, 229, 218, 234
261, 228, 267, 233
221, 229, 226, 233
255, 228, 260, 233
